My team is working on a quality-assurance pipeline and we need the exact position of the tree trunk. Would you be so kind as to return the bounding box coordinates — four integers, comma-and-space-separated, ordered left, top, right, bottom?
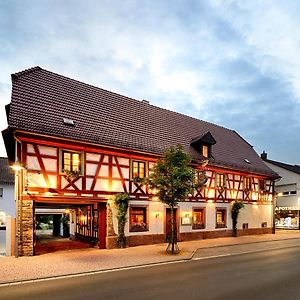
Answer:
232, 217, 237, 237
171, 206, 175, 253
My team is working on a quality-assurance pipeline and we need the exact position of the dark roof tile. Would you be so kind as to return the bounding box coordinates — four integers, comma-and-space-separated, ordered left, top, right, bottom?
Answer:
7, 67, 278, 177
0, 157, 14, 184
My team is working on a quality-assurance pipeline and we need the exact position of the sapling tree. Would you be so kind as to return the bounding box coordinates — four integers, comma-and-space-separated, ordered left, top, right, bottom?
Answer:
231, 200, 244, 237
147, 145, 196, 254
114, 193, 130, 248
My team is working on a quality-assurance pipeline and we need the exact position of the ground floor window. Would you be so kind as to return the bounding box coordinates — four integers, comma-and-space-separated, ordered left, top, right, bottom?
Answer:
275, 209, 299, 229
216, 208, 226, 228
192, 208, 205, 229
0, 211, 5, 227
130, 206, 148, 232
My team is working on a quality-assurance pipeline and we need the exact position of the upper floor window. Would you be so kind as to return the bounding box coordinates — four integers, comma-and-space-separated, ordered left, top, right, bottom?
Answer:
216, 173, 226, 188
61, 150, 83, 174
244, 177, 252, 191
132, 160, 146, 179
259, 179, 266, 192
202, 145, 209, 158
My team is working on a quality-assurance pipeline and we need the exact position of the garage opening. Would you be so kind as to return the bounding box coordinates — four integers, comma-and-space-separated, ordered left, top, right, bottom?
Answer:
34, 201, 107, 255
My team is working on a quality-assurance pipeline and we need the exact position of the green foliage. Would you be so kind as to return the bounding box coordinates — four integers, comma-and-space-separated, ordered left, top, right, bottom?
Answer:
231, 200, 244, 237
148, 145, 196, 208
147, 145, 196, 254
114, 193, 130, 248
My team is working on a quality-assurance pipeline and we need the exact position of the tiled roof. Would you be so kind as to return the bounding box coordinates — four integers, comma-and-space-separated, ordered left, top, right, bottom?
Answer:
263, 158, 300, 175
7, 66, 278, 177
0, 157, 14, 184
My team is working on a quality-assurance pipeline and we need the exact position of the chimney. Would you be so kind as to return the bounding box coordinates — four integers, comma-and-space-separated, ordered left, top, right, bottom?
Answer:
261, 151, 267, 160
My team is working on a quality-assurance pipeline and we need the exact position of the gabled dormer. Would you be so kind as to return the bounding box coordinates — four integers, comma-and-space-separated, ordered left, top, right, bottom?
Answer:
190, 131, 216, 158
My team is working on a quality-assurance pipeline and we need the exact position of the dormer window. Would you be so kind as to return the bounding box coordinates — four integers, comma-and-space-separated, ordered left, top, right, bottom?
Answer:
202, 145, 209, 158
190, 131, 216, 159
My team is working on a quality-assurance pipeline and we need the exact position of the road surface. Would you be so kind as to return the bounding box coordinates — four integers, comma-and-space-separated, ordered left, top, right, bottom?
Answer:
1, 244, 300, 299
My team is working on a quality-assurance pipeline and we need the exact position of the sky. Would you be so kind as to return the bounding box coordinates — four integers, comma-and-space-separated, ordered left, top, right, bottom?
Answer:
0, 0, 299, 164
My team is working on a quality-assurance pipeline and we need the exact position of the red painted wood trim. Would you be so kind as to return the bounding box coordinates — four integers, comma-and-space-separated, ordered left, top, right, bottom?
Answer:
114, 157, 127, 193
33, 144, 51, 187
90, 155, 105, 191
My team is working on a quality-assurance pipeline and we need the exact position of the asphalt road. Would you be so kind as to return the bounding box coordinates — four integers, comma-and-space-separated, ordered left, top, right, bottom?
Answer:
1, 245, 300, 300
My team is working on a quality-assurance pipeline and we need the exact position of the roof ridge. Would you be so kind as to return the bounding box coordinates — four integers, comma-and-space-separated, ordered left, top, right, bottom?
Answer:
11, 66, 42, 80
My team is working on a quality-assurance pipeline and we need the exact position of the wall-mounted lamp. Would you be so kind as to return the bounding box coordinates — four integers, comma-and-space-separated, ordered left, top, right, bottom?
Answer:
155, 212, 160, 218
207, 199, 214, 204
10, 161, 25, 172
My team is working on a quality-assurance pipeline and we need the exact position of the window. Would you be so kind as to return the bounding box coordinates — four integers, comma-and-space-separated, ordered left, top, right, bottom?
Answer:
0, 188, 3, 198
130, 206, 148, 232
61, 150, 82, 174
244, 177, 252, 191
259, 179, 266, 192
0, 211, 5, 226
216, 173, 226, 188
192, 208, 205, 229
132, 160, 146, 179
216, 208, 226, 228
202, 145, 209, 158
195, 171, 207, 187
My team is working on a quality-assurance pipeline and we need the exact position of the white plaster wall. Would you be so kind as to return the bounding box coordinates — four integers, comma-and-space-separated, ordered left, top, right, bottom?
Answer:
238, 203, 272, 229
0, 184, 15, 218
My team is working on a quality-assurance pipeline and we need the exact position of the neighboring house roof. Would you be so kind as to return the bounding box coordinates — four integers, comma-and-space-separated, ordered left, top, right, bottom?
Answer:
0, 157, 14, 184
263, 158, 300, 175
5, 66, 278, 177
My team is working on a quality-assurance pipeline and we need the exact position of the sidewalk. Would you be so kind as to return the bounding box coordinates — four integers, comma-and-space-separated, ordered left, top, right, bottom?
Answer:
1, 231, 300, 285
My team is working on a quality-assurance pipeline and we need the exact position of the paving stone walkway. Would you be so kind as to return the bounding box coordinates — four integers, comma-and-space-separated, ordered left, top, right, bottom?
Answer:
1, 231, 300, 285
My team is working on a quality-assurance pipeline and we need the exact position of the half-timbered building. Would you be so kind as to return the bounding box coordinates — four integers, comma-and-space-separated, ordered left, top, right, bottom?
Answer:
2, 67, 279, 256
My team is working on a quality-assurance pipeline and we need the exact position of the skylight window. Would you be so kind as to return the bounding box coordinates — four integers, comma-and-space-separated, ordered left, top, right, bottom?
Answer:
244, 159, 251, 164
63, 118, 74, 126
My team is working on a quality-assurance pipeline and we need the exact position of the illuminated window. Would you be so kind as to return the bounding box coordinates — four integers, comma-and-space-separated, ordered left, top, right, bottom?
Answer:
216, 173, 226, 188
0, 211, 6, 226
244, 177, 252, 190
192, 208, 205, 229
61, 150, 82, 173
202, 145, 209, 157
130, 206, 148, 232
216, 208, 226, 228
132, 160, 146, 179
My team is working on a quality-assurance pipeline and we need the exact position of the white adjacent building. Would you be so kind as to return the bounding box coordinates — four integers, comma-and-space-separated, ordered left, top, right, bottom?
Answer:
262, 151, 300, 229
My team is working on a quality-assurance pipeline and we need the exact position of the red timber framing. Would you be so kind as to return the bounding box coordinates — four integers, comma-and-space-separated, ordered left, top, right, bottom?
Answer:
16, 131, 274, 205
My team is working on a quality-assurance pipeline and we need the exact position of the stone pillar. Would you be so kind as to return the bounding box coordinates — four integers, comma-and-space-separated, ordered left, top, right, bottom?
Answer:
18, 199, 34, 256
106, 202, 117, 249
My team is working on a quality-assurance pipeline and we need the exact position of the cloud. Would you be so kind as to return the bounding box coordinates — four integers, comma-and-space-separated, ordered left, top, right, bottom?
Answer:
0, 0, 299, 163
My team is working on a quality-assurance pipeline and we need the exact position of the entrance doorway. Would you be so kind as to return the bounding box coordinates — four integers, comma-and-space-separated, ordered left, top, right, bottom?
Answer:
165, 208, 178, 242
34, 201, 107, 255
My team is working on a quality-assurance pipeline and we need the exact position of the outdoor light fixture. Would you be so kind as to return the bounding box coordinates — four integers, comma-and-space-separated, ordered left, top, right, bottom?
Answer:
155, 212, 160, 218
10, 161, 24, 172
207, 199, 214, 203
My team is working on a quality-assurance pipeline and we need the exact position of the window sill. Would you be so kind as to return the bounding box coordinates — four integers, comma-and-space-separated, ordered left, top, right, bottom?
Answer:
215, 225, 227, 229
192, 225, 205, 230
130, 228, 149, 233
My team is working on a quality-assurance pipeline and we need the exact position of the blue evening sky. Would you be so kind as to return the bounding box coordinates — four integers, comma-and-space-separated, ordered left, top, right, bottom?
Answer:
0, 0, 299, 164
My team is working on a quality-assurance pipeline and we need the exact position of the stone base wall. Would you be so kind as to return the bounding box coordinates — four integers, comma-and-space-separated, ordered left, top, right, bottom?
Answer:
18, 199, 34, 256
106, 228, 273, 249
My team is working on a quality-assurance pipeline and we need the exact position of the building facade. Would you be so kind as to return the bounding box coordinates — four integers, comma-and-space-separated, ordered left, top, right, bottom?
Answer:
262, 152, 300, 229
2, 67, 278, 256
0, 157, 15, 255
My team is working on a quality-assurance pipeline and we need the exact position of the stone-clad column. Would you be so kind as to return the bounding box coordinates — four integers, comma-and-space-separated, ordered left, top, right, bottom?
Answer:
18, 199, 34, 256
